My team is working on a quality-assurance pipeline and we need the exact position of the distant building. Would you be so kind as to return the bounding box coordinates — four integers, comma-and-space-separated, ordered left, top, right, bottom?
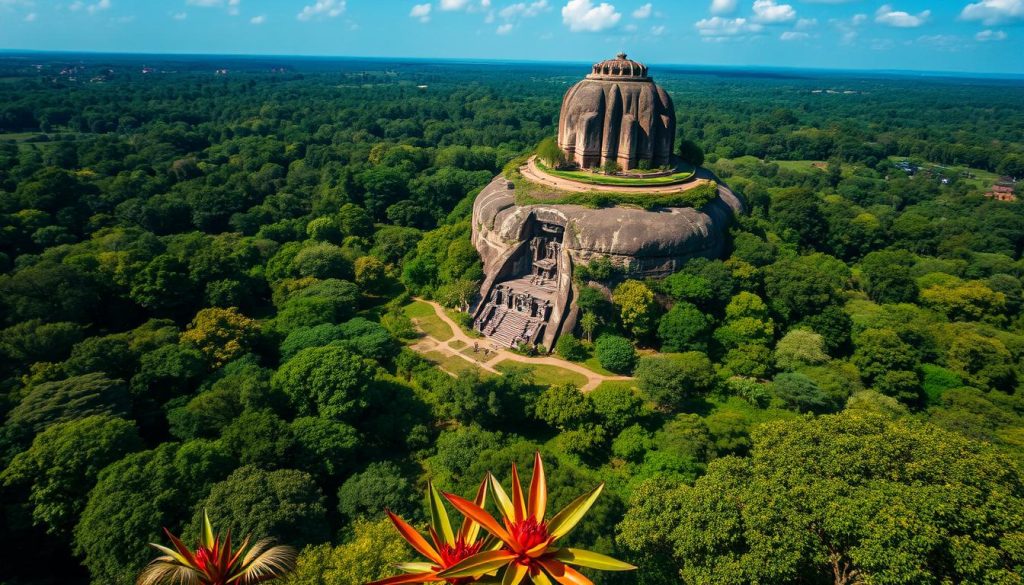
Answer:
986, 184, 1017, 202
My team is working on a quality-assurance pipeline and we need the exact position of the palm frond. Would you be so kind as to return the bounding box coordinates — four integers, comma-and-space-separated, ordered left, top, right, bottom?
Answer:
137, 561, 200, 585
233, 539, 297, 585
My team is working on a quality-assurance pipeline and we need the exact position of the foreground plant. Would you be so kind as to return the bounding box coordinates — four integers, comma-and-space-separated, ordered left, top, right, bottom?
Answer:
368, 480, 494, 585
137, 510, 297, 585
439, 452, 635, 585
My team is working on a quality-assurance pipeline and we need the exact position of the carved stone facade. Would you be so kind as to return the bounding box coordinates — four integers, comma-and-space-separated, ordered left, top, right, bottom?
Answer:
472, 222, 565, 349
557, 53, 675, 170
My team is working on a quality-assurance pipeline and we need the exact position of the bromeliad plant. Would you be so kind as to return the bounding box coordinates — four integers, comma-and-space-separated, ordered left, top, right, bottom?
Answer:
137, 510, 297, 585
368, 480, 495, 585
439, 452, 635, 585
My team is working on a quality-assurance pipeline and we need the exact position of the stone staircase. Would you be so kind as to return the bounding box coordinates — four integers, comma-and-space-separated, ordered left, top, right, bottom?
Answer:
487, 309, 534, 348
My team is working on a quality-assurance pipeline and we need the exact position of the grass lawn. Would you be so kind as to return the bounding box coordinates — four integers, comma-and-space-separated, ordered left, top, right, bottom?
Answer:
536, 160, 696, 186
581, 356, 616, 377
423, 350, 478, 375
590, 379, 640, 394
495, 360, 588, 388
403, 301, 453, 342
449, 339, 467, 350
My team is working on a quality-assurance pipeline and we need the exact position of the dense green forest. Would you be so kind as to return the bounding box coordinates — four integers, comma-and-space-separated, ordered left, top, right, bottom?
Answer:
1, 54, 1023, 585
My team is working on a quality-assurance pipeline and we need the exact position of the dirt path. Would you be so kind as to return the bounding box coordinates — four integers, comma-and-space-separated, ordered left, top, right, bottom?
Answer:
412, 299, 632, 392
521, 156, 716, 194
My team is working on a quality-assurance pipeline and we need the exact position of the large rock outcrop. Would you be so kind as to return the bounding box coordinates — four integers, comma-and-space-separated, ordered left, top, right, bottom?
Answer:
557, 53, 675, 170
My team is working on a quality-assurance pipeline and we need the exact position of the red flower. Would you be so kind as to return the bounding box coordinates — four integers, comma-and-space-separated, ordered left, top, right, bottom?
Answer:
367, 481, 493, 585
138, 510, 296, 585
437, 453, 636, 585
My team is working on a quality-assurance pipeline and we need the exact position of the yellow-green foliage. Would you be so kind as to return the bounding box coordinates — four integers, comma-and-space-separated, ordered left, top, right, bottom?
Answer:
179, 307, 260, 366
282, 518, 407, 585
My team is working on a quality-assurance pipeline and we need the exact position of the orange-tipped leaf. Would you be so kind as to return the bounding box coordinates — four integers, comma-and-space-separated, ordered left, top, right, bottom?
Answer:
442, 491, 519, 552
537, 558, 594, 585
510, 462, 526, 523
528, 452, 547, 523
386, 510, 443, 566
436, 550, 516, 579
161, 528, 198, 567
460, 478, 489, 544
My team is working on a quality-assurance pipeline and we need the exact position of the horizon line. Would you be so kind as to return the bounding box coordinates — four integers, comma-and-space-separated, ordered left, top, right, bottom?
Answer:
2, 47, 1022, 81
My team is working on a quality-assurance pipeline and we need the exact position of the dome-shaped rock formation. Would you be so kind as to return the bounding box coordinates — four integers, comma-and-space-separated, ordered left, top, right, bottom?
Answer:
557, 53, 675, 170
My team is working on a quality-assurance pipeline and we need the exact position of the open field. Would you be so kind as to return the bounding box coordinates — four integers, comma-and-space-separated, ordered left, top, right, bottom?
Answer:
494, 360, 589, 388
422, 350, 480, 375
403, 300, 454, 341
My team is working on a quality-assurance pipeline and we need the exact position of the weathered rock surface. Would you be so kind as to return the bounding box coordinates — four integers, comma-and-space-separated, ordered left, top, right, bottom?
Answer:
472, 176, 744, 278
558, 53, 675, 170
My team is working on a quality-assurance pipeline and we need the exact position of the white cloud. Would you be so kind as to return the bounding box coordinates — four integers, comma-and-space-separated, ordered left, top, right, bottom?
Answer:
916, 34, 962, 51
250, 14, 265, 24
500, 0, 549, 20
875, 4, 930, 28
440, 0, 491, 10
695, 15, 763, 40
561, 0, 621, 32
976, 28, 1008, 40
650, 24, 665, 34
633, 2, 652, 18
410, 2, 432, 22
710, 0, 736, 14
829, 12, 866, 44
960, 0, 1024, 25
297, 0, 345, 21
780, 31, 809, 40
69, 0, 111, 14
24, 11, 36, 21
753, 0, 795, 23
173, 11, 187, 19
795, 17, 817, 29
496, 22, 514, 33
185, 0, 238, 13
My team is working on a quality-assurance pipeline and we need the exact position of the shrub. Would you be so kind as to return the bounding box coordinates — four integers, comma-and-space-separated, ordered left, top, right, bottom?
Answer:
555, 334, 588, 361
595, 334, 636, 374
636, 352, 716, 410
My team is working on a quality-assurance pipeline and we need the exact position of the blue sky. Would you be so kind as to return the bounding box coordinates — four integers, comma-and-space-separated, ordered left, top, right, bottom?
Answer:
1, 1, 1022, 74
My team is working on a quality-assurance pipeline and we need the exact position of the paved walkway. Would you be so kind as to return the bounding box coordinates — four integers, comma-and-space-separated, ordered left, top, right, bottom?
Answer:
521, 156, 716, 195
410, 299, 632, 392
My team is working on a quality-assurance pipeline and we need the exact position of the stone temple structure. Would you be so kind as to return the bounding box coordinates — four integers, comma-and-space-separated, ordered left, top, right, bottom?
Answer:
469, 54, 743, 351
558, 53, 676, 170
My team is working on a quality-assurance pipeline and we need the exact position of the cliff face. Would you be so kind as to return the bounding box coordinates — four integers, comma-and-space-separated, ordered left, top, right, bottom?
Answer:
472, 176, 743, 277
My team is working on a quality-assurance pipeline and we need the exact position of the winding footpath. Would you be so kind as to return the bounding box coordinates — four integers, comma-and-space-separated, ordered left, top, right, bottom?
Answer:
410, 299, 632, 392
